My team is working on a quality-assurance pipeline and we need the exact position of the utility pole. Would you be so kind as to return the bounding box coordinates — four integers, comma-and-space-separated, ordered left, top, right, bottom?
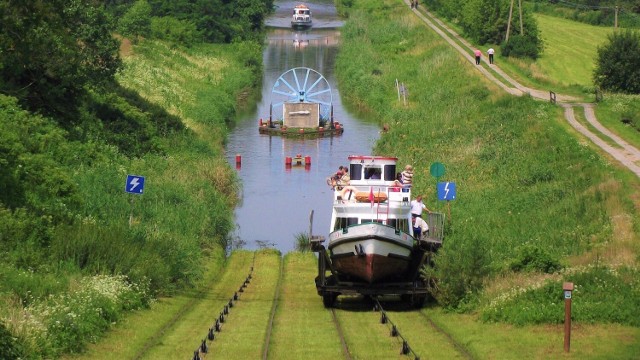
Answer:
614, 6, 618, 28
506, 0, 514, 43
518, 0, 524, 34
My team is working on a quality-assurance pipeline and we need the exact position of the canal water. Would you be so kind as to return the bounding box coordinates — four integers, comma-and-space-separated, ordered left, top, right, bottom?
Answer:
225, 0, 380, 253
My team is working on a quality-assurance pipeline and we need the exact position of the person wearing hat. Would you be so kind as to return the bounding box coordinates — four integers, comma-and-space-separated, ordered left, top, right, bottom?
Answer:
401, 164, 414, 188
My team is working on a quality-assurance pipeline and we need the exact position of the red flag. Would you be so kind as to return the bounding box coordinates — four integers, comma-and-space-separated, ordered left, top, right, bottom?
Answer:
369, 187, 374, 207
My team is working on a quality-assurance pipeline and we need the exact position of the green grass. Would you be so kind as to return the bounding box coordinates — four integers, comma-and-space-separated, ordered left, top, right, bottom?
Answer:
207, 250, 281, 359
336, 0, 639, 334
267, 253, 344, 358
427, 307, 640, 359
594, 93, 640, 150
535, 14, 613, 89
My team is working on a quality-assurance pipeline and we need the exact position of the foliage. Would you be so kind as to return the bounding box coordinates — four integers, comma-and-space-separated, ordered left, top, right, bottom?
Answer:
424, 0, 543, 58
508, 243, 563, 273
501, 33, 544, 59
134, 0, 273, 43
0, 0, 121, 122
0, 95, 81, 227
294, 232, 311, 252
529, 0, 640, 28
118, 0, 152, 43
150, 16, 202, 46
0, 322, 24, 360
5, 275, 150, 357
337, 0, 631, 313
593, 30, 640, 94
480, 266, 640, 326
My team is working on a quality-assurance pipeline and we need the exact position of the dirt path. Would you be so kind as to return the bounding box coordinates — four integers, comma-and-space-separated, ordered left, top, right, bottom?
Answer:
407, 1, 640, 178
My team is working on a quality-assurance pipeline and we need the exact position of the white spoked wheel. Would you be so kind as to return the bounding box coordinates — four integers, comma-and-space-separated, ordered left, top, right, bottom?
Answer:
271, 67, 333, 121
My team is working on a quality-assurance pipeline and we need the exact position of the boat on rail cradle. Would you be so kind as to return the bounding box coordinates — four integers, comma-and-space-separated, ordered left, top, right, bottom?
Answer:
311, 155, 445, 308
259, 67, 344, 137
291, 4, 312, 29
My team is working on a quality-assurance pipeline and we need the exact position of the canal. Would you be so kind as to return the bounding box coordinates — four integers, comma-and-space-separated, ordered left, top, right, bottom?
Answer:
226, 0, 380, 253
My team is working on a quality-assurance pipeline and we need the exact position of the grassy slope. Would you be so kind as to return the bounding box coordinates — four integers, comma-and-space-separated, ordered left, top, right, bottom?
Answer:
335, 0, 640, 357
534, 14, 613, 88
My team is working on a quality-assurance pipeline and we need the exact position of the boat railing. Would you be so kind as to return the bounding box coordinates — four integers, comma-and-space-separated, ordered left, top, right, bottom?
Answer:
334, 184, 411, 204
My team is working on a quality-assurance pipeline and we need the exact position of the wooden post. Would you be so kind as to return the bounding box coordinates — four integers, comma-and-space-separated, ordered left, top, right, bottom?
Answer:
563, 282, 574, 352
615, 6, 618, 28
505, 0, 514, 43
518, 0, 523, 35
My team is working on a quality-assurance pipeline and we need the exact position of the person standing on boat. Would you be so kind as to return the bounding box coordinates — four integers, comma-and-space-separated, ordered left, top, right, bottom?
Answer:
401, 165, 413, 187
411, 195, 431, 218
412, 215, 429, 240
337, 168, 350, 188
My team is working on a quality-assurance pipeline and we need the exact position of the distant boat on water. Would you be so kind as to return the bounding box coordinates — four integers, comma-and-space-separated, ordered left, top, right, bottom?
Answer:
291, 4, 312, 29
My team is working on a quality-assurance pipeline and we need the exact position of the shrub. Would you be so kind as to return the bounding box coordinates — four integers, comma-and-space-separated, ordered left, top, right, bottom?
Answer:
593, 30, 640, 94
501, 34, 543, 59
481, 265, 640, 326
150, 17, 202, 47
509, 243, 563, 273
0, 322, 24, 360
294, 232, 310, 252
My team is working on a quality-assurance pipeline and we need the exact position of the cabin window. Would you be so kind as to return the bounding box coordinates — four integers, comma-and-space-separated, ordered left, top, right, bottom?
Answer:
350, 164, 362, 180
364, 167, 382, 180
362, 219, 384, 224
334, 217, 359, 231
383, 165, 396, 181
387, 219, 397, 228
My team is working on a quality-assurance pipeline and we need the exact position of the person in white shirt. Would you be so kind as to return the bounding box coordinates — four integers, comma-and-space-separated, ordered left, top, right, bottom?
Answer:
412, 216, 429, 239
410, 195, 431, 218
487, 48, 495, 64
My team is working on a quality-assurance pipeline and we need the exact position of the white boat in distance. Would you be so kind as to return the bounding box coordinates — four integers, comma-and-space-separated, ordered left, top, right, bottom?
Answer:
328, 155, 416, 284
291, 4, 312, 29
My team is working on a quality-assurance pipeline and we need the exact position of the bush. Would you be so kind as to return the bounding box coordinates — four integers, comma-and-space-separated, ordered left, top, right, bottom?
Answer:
150, 17, 202, 47
0, 322, 24, 360
481, 266, 640, 326
593, 30, 640, 94
509, 243, 563, 273
501, 34, 543, 59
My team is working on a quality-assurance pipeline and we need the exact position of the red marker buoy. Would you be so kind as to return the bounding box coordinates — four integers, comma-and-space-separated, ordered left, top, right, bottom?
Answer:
285, 157, 292, 166
304, 155, 311, 165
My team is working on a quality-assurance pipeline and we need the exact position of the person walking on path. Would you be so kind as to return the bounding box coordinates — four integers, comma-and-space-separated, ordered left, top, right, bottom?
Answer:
474, 49, 481, 65
487, 48, 495, 64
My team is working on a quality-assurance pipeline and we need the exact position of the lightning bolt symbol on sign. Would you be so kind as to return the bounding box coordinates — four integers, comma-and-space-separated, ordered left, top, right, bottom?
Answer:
444, 182, 450, 199
130, 177, 140, 191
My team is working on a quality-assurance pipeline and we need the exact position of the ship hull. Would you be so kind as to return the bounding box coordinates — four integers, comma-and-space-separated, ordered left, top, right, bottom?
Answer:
328, 223, 413, 283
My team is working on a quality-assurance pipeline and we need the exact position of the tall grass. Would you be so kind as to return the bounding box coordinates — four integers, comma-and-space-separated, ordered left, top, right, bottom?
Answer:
336, 0, 640, 319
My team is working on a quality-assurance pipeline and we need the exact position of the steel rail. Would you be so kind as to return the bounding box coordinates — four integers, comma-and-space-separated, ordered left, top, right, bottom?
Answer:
330, 308, 353, 360
261, 256, 284, 360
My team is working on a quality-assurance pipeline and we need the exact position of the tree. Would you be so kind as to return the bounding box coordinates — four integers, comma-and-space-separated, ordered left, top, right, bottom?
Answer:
118, 0, 152, 43
593, 30, 640, 94
0, 0, 121, 123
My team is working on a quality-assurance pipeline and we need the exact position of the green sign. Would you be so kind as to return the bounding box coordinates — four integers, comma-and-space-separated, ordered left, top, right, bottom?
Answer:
430, 162, 445, 178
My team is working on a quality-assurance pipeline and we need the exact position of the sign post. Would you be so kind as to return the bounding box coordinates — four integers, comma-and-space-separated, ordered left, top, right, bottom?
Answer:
125, 175, 145, 226
563, 282, 574, 352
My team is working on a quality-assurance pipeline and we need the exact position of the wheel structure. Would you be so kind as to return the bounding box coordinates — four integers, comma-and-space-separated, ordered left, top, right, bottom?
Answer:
322, 292, 337, 308
271, 67, 333, 122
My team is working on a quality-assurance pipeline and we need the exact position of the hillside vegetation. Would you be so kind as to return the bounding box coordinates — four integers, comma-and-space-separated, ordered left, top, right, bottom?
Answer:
0, 0, 266, 357
335, 0, 640, 329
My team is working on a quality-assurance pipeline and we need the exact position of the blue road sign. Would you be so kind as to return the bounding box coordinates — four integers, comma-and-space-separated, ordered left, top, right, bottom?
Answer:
125, 175, 145, 194
437, 182, 456, 201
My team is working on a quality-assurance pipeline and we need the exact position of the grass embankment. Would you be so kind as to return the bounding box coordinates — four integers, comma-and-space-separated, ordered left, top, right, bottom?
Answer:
267, 253, 343, 359
205, 250, 280, 359
336, 0, 639, 357
54, 39, 262, 358
63, 250, 252, 359
419, 6, 640, 151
